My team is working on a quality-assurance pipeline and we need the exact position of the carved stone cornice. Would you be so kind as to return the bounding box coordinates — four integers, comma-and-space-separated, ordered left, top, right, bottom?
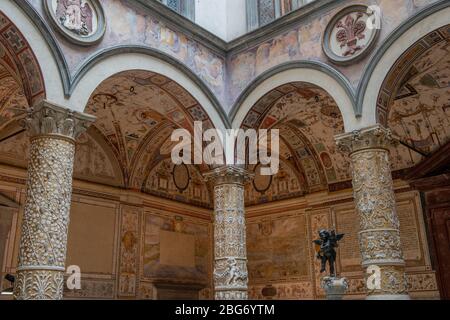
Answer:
24, 100, 96, 141
335, 124, 395, 155
204, 165, 254, 186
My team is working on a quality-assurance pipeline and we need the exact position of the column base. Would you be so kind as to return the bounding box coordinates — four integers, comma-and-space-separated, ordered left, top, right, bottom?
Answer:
14, 269, 65, 300
366, 294, 411, 300
321, 277, 349, 300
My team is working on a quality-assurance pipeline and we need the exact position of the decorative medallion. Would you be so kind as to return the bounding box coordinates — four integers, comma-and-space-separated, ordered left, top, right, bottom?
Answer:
44, 0, 106, 46
172, 163, 190, 192
323, 5, 380, 65
253, 163, 272, 193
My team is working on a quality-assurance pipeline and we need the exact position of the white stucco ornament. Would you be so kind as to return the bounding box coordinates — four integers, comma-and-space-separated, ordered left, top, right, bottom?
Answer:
323, 5, 381, 65
44, 0, 106, 46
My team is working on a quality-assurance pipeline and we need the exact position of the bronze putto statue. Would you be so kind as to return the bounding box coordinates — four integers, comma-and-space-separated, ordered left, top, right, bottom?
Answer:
313, 229, 344, 277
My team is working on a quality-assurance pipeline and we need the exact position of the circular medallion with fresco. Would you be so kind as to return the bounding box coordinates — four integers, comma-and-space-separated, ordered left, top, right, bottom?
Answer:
44, 0, 106, 45
253, 163, 273, 194
323, 5, 381, 65
172, 163, 190, 192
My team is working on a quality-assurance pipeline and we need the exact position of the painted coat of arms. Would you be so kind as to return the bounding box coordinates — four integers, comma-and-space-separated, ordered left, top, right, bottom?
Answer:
55, 0, 93, 36
45, 0, 106, 45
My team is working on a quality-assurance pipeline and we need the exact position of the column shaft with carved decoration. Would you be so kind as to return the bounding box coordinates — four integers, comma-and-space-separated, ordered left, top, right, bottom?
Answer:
14, 101, 95, 300
336, 125, 409, 300
205, 166, 253, 300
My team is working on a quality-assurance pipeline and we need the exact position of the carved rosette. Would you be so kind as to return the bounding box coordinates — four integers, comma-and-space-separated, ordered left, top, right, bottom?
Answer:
335, 125, 409, 299
14, 101, 95, 300
204, 166, 254, 300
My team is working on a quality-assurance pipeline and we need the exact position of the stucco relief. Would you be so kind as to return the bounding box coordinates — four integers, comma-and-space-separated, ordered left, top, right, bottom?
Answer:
44, 0, 106, 45
32, 0, 226, 99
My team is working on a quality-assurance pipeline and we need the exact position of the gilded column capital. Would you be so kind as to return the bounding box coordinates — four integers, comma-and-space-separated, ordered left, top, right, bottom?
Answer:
335, 124, 395, 155
24, 100, 96, 141
204, 165, 254, 186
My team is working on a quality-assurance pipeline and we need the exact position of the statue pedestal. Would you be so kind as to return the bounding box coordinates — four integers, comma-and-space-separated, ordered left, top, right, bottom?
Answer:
321, 277, 349, 300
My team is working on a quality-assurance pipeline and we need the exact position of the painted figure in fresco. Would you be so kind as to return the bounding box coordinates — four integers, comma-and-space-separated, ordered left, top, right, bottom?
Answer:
56, 0, 93, 35
313, 229, 344, 277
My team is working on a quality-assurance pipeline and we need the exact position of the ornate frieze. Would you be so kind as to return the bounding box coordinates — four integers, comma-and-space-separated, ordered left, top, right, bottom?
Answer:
14, 101, 95, 300
335, 125, 409, 299
204, 166, 254, 300
44, 0, 106, 46
323, 5, 380, 65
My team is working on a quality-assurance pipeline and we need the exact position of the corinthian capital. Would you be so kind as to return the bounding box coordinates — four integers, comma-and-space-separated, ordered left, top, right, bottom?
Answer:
24, 100, 96, 140
335, 124, 395, 155
204, 165, 254, 186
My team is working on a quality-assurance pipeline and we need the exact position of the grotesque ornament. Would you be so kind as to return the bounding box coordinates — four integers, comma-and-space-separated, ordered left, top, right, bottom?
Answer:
55, 0, 93, 36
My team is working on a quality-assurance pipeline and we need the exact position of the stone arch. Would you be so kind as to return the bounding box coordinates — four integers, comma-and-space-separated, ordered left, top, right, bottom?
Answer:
70, 47, 229, 131
357, 1, 450, 126
376, 25, 450, 126
1, 0, 67, 106
230, 61, 359, 132
0, 10, 45, 106
236, 75, 353, 204
82, 68, 216, 198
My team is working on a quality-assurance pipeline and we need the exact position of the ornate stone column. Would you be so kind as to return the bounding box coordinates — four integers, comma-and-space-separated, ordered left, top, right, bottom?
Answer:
204, 166, 254, 300
14, 100, 95, 300
335, 125, 409, 300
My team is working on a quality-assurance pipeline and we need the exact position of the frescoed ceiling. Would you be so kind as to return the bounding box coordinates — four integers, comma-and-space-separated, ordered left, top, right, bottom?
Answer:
0, 63, 28, 131
241, 83, 349, 205
84, 70, 214, 207
0, 68, 214, 208
387, 37, 450, 171
241, 51, 450, 206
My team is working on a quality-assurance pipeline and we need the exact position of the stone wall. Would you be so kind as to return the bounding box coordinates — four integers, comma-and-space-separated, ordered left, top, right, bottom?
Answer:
0, 165, 213, 300
0, 164, 440, 299
246, 187, 440, 300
